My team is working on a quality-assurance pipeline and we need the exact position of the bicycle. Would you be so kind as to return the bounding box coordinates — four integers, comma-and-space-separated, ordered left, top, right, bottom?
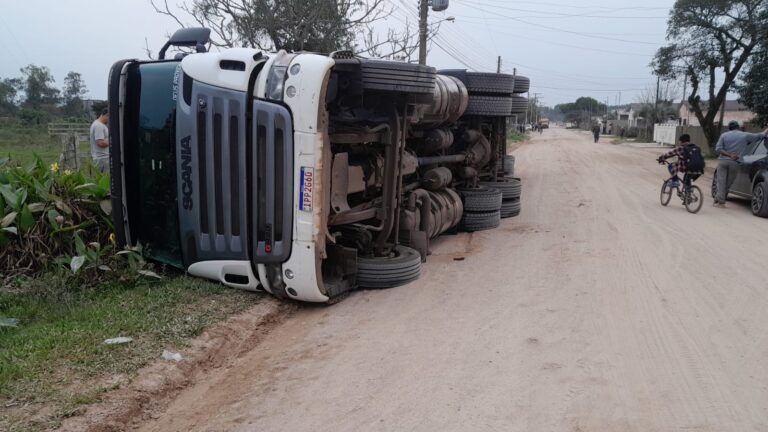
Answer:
658, 162, 704, 213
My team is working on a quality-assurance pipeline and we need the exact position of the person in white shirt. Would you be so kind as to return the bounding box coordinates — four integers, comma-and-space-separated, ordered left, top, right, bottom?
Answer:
90, 108, 110, 173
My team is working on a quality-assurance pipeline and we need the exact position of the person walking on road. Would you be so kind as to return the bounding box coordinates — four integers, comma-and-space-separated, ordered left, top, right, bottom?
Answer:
713, 120, 768, 207
592, 124, 600, 143
90, 108, 110, 173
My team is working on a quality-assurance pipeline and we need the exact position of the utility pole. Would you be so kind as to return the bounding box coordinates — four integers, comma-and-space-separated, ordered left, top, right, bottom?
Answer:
418, 0, 429, 65
497, 56, 501, 73
654, 75, 660, 124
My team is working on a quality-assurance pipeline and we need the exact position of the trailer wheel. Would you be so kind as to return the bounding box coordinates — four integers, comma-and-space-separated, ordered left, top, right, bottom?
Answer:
495, 155, 515, 176
464, 95, 514, 117
357, 245, 422, 289
460, 210, 501, 232
359, 59, 436, 96
510, 95, 528, 114
500, 198, 521, 218
479, 177, 521, 200
457, 186, 503, 212
512, 76, 530, 94
438, 70, 515, 95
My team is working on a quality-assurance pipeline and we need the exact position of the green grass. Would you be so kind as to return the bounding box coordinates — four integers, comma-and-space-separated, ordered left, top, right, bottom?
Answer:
0, 275, 263, 431
0, 126, 89, 166
507, 131, 529, 143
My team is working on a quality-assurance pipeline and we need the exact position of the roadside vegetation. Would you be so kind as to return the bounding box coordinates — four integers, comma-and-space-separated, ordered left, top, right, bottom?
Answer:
0, 146, 263, 432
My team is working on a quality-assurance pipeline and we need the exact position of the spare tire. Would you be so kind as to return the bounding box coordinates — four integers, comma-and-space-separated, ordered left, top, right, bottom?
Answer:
360, 59, 436, 96
495, 155, 515, 176
464, 95, 514, 117
357, 245, 422, 289
512, 76, 530, 94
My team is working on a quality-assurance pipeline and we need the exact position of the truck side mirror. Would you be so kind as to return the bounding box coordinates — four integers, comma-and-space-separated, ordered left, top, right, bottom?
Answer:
158, 27, 212, 60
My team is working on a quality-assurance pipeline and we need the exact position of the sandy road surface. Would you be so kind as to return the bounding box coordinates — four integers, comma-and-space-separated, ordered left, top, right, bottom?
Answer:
139, 128, 768, 432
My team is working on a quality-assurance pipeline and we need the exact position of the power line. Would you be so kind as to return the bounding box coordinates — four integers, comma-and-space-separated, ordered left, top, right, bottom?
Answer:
455, 0, 669, 19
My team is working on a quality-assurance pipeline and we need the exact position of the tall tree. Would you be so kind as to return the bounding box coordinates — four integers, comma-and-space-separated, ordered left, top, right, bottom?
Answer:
0, 78, 22, 117
738, 50, 768, 125
19, 65, 59, 110
652, 0, 768, 152
151, 0, 386, 53
62, 71, 88, 118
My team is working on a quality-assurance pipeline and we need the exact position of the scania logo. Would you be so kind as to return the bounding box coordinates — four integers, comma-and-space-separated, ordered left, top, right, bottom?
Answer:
180, 136, 193, 210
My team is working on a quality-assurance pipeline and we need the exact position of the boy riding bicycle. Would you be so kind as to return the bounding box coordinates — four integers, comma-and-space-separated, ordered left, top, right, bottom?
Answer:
656, 134, 705, 188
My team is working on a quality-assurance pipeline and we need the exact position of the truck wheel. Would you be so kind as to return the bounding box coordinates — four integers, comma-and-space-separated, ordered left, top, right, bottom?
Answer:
479, 177, 521, 200
357, 245, 422, 289
438, 70, 515, 95
359, 59, 436, 96
464, 95, 514, 117
510, 95, 528, 114
751, 181, 768, 217
496, 155, 515, 176
460, 210, 501, 232
500, 198, 521, 218
512, 76, 530, 94
457, 186, 503, 212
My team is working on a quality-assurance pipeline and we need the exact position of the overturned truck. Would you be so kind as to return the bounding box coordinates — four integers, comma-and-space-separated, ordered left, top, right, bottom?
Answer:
109, 29, 529, 302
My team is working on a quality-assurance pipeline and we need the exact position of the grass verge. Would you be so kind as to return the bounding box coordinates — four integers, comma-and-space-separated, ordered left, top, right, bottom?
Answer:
0, 274, 263, 431
0, 126, 89, 165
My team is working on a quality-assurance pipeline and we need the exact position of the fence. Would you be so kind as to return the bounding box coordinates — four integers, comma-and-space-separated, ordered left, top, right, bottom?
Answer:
48, 123, 90, 169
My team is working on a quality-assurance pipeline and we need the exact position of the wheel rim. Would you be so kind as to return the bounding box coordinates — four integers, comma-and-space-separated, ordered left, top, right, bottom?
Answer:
752, 185, 763, 213
685, 186, 704, 213
660, 181, 672, 206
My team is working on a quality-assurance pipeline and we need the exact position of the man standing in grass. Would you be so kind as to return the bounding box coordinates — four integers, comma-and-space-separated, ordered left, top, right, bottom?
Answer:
90, 108, 110, 173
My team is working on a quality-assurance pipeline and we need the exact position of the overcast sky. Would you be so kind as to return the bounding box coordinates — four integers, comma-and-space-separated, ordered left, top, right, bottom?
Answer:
0, 0, 675, 107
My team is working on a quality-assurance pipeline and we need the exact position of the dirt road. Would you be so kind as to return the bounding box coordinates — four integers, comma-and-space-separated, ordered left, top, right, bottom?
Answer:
139, 128, 768, 431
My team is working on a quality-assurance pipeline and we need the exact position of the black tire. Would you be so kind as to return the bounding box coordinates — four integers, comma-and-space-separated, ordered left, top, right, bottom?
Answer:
510, 95, 527, 114
479, 177, 521, 200
360, 59, 436, 96
684, 185, 703, 214
357, 245, 422, 289
512, 76, 530, 94
464, 95, 513, 117
751, 181, 768, 217
495, 155, 515, 176
457, 186, 503, 212
660, 180, 673, 206
500, 198, 521, 218
460, 210, 501, 232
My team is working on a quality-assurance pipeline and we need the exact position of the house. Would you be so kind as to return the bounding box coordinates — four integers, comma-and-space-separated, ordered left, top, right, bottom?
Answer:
615, 103, 645, 128
679, 100, 755, 126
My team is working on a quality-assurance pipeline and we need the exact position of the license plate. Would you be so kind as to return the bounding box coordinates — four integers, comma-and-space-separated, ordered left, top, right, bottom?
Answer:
299, 167, 314, 212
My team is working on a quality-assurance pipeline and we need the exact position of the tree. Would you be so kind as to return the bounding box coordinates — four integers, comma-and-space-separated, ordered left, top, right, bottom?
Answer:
150, 0, 423, 59
19, 64, 59, 110
557, 97, 607, 127
151, 0, 385, 53
738, 50, 768, 125
652, 0, 768, 152
62, 71, 88, 118
0, 78, 21, 117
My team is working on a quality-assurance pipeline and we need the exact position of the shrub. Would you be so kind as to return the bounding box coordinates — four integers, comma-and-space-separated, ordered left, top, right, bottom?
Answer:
0, 157, 159, 284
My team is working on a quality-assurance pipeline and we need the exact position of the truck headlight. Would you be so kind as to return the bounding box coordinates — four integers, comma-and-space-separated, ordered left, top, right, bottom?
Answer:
266, 65, 288, 101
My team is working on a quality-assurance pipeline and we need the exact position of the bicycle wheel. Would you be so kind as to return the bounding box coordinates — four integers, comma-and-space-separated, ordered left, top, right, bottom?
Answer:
660, 180, 673, 206
684, 185, 703, 214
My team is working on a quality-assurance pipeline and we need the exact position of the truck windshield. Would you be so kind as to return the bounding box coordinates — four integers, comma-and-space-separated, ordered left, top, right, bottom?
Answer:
124, 61, 183, 268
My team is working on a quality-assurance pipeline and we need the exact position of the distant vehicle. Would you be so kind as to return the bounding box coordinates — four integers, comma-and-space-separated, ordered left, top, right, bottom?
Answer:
712, 136, 768, 217
539, 118, 549, 129
525, 124, 532, 131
